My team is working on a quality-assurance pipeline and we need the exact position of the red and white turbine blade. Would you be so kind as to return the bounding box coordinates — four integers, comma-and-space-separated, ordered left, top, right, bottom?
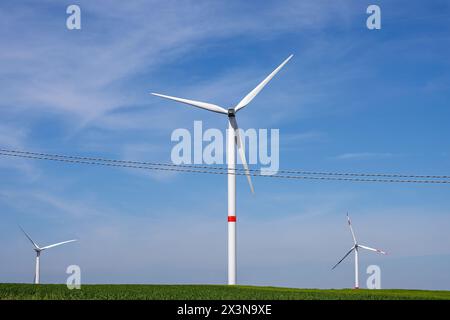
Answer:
19, 226, 40, 250
332, 246, 355, 270
151, 93, 228, 114
40, 239, 77, 250
359, 244, 387, 255
347, 213, 357, 245
233, 54, 293, 113
229, 117, 254, 194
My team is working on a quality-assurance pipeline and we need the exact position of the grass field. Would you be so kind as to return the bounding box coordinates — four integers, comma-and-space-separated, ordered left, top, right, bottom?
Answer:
1, 284, 450, 300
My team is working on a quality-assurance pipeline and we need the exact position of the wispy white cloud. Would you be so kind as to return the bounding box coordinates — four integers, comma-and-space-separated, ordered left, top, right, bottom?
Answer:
0, 189, 112, 220
0, 0, 359, 125
0, 123, 27, 148
335, 152, 395, 160
282, 131, 327, 144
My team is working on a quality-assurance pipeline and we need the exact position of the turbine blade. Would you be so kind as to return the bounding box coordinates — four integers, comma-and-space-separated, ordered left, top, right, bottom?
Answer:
151, 93, 228, 114
234, 54, 293, 112
40, 239, 77, 250
347, 213, 357, 244
229, 116, 254, 194
332, 246, 355, 270
19, 225, 40, 250
359, 244, 387, 255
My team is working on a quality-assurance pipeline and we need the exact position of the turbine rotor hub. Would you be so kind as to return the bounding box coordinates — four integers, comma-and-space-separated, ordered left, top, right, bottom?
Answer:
227, 109, 235, 117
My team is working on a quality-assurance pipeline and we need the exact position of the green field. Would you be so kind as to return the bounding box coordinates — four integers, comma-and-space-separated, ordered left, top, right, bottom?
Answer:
1, 284, 450, 300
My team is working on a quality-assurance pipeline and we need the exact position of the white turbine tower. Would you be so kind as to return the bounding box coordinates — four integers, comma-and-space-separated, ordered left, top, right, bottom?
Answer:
151, 54, 293, 285
332, 214, 387, 289
20, 226, 77, 284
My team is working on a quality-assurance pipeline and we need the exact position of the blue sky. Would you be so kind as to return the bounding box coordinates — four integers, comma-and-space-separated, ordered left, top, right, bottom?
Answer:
1, 0, 450, 289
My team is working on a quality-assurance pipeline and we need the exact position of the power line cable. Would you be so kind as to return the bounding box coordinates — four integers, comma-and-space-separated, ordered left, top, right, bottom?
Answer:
1, 148, 449, 180
1, 150, 450, 185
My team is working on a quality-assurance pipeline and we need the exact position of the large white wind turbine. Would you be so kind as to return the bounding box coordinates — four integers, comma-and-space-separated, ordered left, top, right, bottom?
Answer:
20, 226, 77, 284
151, 54, 293, 285
332, 214, 387, 289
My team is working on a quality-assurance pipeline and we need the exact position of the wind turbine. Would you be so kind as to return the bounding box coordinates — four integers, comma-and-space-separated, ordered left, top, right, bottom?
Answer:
332, 214, 387, 289
151, 54, 293, 285
20, 226, 77, 284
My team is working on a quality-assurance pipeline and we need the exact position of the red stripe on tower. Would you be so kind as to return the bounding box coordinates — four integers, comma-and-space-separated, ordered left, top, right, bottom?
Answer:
228, 216, 236, 222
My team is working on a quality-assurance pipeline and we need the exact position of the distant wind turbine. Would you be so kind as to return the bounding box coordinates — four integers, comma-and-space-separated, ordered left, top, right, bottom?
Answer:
332, 214, 387, 289
151, 54, 293, 285
20, 226, 77, 284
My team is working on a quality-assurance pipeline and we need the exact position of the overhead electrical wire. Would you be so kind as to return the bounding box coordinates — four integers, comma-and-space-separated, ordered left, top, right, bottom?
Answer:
2, 148, 450, 179
0, 148, 449, 185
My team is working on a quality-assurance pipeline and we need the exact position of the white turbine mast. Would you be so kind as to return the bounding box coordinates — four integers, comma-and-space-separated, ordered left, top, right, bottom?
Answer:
19, 226, 77, 284
151, 54, 293, 285
331, 213, 387, 289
